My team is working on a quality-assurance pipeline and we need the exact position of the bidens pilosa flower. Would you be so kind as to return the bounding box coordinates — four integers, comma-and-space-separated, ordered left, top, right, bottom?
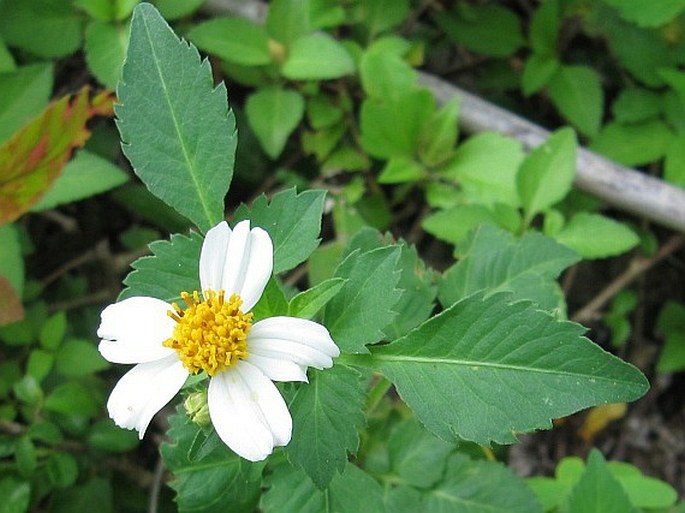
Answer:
96, 220, 340, 461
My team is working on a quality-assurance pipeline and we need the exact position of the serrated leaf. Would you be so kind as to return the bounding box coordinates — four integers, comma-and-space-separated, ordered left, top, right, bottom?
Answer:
117, 3, 236, 232
245, 87, 305, 159
188, 17, 271, 66
0, 87, 113, 224
548, 65, 602, 137
0, 63, 53, 146
517, 127, 577, 223
323, 246, 402, 353
281, 33, 354, 80
261, 461, 385, 513
85, 20, 129, 89
120, 231, 202, 302
285, 364, 366, 488
425, 454, 543, 513
161, 408, 264, 513
567, 450, 639, 513
233, 188, 326, 274
439, 224, 579, 312
288, 277, 347, 320
31, 150, 128, 211
554, 213, 639, 259
371, 292, 649, 445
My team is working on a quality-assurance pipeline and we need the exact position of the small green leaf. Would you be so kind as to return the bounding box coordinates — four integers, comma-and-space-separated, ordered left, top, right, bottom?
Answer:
422, 204, 498, 246
612, 88, 662, 124
44, 382, 99, 417
154, 0, 205, 20
522, 54, 559, 96
548, 65, 603, 137
14, 436, 37, 478
234, 188, 326, 274
529, 0, 559, 55
88, 419, 139, 453
27, 350, 54, 383
31, 150, 128, 211
120, 231, 202, 303
601, 0, 685, 28
358, 0, 409, 36
359, 49, 417, 101
417, 97, 459, 167
426, 454, 543, 513
266, 0, 311, 45
262, 461, 386, 513
285, 364, 366, 488
567, 450, 639, 513
554, 213, 639, 259
656, 301, 685, 373
245, 87, 304, 159
378, 157, 425, 184
188, 17, 271, 66
251, 278, 288, 321
40, 312, 67, 350
282, 33, 354, 80
0, 477, 30, 513
46, 453, 78, 489
117, 3, 236, 232
84, 20, 129, 89
0, 223, 24, 296
55, 339, 110, 377
324, 246, 402, 353
371, 293, 648, 445
288, 277, 347, 319
590, 120, 674, 167
665, 133, 685, 187
517, 127, 577, 223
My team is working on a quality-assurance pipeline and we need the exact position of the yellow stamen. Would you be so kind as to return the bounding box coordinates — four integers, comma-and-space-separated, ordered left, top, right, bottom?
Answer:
163, 290, 252, 376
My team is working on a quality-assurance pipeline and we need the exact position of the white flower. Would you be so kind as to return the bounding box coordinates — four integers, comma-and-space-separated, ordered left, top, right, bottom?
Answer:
97, 220, 340, 461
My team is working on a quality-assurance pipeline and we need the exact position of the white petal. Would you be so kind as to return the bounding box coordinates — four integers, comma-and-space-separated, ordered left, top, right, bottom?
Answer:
246, 354, 308, 382
236, 226, 273, 311
97, 297, 176, 364
247, 317, 339, 380
199, 221, 230, 292
106, 355, 187, 437
220, 220, 252, 298
208, 360, 292, 461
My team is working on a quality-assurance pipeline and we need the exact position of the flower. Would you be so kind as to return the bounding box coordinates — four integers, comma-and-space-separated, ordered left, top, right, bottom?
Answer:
97, 220, 340, 461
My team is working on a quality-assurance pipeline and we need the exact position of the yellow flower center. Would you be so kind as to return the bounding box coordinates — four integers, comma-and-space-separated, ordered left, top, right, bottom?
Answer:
163, 290, 252, 376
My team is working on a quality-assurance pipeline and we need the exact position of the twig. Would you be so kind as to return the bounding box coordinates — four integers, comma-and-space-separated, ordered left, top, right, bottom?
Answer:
42, 240, 110, 286
148, 457, 166, 513
202, 0, 685, 233
571, 235, 685, 323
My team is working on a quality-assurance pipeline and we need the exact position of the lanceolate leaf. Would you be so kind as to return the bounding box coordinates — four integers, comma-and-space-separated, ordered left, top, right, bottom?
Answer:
162, 408, 264, 513
233, 188, 326, 274
370, 292, 649, 445
117, 3, 236, 232
0, 87, 114, 224
120, 231, 202, 302
285, 364, 366, 488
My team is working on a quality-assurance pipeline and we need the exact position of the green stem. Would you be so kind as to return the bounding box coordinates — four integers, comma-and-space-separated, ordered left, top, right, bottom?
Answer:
366, 376, 393, 415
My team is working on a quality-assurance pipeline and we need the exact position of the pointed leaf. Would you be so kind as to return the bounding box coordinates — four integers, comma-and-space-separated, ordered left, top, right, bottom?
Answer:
323, 246, 402, 353
371, 292, 649, 445
117, 3, 236, 232
554, 213, 639, 259
187, 17, 272, 66
281, 33, 354, 80
285, 364, 366, 488
245, 87, 305, 159
161, 408, 264, 513
288, 277, 347, 320
234, 188, 326, 274
85, 20, 129, 89
439, 224, 579, 312
0, 87, 114, 224
548, 65, 602, 137
120, 231, 202, 302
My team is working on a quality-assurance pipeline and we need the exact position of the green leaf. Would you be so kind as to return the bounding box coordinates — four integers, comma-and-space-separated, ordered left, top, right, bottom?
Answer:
154, 0, 205, 20
0, 477, 30, 513
548, 65, 603, 137
0, 39, 16, 73
425, 454, 543, 512
440, 131, 524, 207
120, 231, 202, 302
590, 120, 673, 167
370, 292, 648, 445
117, 3, 236, 232
567, 450, 639, 513
288, 277, 347, 319
0, 223, 24, 296
55, 339, 110, 377
0, 63, 53, 146
44, 382, 99, 417
323, 246, 402, 353
359, 50, 417, 101
245, 87, 305, 159
285, 364, 366, 488
529, 0, 559, 56
665, 133, 685, 187
601, 0, 685, 28
360, 90, 434, 159
88, 419, 139, 453
0, 0, 82, 58
358, 0, 409, 36
161, 408, 264, 513
187, 17, 271, 66
436, 4, 525, 57
378, 157, 426, 184
417, 97, 459, 167
74, 0, 116, 21
387, 418, 454, 489
266, 0, 311, 45
46, 453, 78, 489
282, 33, 355, 80
656, 301, 685, 373
51, 478, 113, 513
26, 350, 53, 382
40, 312, 67, 350
438, 224, 579, 312
554, 213, 639, 259
111, 183, 192, 233
15, 436, 36, 478
31, 150, 128, 211
522, 55, 559, 96
517, 127, 577, 223
261, 461, 386, 513
612, 88, 662, 124
234, 188, 326, 274
251, 278, 288, 321
422, 204, 498, 247
84, 20, 129, 89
